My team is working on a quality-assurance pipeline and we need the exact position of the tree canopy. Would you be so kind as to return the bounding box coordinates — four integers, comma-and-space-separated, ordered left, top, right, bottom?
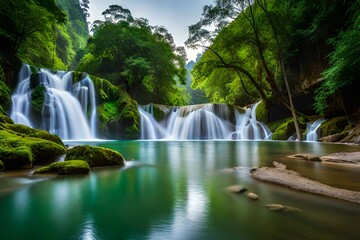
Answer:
78, 5, 189, 105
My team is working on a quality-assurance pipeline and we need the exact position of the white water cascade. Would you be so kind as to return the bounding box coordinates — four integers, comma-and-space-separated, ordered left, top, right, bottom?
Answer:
10, 64, 97, 140
138, 102, 272, 140
306, 119, 326, 141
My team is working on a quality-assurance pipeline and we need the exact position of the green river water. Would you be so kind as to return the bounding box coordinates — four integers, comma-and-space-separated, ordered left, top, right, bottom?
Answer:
0, 140, 359, 239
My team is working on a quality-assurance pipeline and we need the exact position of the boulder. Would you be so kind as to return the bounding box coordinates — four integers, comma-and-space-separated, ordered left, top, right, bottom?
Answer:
33, 160, 90, 175
226, 185, 248, 194
288, 154, 321, 162
0, 130, 66, 169
65, 145, 125, 167
247, 192, 259, 200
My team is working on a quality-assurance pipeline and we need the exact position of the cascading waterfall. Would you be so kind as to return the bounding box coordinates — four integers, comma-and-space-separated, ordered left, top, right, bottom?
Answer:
306, 119, 326, 141
138, 102, 272, 140
10, 64, 97, 140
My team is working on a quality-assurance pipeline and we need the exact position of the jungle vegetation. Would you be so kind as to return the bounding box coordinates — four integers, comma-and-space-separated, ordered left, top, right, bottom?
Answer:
187, 0, 360, 118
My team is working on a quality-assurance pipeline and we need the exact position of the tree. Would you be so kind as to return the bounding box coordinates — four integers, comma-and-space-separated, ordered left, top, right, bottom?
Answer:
79, 5, 189, 105
187, 0, 303, 139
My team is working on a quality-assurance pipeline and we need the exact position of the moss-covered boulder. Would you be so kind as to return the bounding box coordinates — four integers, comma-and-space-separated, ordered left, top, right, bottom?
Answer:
0, 130, 66, 169
255, 101, 269, 123
0, 146, 34, 169
5, 124, 64, 147
320, 117, 349, 137
65, 145, 125, 167
33, 160, 90, 175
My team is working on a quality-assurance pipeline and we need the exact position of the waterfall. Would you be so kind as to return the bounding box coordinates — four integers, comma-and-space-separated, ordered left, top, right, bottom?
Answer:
138, 102, 271, 140
10, 64, 97, 140
306, 119, 326, 141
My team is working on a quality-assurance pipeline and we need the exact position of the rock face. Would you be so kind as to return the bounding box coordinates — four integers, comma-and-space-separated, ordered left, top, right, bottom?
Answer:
65, 145, 125, 167
33, 160, 90, 175
251, 161, 360, 204
321, 152, 360, 165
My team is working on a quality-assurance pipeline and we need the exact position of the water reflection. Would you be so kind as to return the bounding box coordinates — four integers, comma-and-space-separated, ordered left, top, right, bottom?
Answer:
0, 141, 359, 239
77, 214, 101, 240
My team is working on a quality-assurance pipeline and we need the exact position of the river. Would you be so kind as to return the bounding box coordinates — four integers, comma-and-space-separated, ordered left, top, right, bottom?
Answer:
0, 140, 359, 239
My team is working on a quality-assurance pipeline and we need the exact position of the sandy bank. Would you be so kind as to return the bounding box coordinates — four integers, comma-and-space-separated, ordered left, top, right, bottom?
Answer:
251, 162, 360, 204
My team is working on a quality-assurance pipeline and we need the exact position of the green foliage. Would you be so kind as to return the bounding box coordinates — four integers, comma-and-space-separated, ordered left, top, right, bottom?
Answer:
65, 145, 125, 167
314, 0, 360, 114
0, 78, 11, 112
34, 160, 90, 175
79, 6, 188, 105
0, 0, 88, 71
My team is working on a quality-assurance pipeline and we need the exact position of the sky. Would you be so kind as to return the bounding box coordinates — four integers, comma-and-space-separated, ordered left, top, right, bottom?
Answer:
88, 0, 213, 62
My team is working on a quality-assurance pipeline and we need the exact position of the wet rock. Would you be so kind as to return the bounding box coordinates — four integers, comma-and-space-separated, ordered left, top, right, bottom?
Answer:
321, 152, 360, 165
226, 185, 248, 194
34, 160, 90, 175
265, 204, 302, 213
265, 204, 285, 211
247, 192, 259, 200
273, 161, 286, 169
288, 154, 321, 162
65, 145, 125, 167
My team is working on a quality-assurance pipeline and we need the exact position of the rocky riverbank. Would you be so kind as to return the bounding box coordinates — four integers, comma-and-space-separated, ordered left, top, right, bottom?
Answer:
250, 161, 360, 204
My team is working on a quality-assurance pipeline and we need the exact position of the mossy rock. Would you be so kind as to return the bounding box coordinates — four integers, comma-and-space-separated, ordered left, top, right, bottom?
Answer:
320, 117, 349, 136
0, 130, 66, 168
271, 118, 295, 140
31, 85, 46, 120
5, 124, 64, 147
33, 160, 90, 175
0, 146, 33, 170
0, 160, 4, 171
0, 114, 14, 125
65, 145, 125, 167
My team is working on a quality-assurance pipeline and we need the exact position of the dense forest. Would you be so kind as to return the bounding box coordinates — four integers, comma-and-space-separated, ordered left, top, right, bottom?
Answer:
0, 0, 359, 142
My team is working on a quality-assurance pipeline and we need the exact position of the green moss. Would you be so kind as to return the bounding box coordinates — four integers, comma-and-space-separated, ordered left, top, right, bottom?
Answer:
270, 118, 294, 140
33, 160, 90, 175
320, 117, 349, 136
5, 124, 64, 147
31, 85, 45, 119
98, 101, 118, 124
65, 145, 125, 167
255, 101, 268, 123
29, 72, 40, 89
0, 115, 14, 125
0, 130, 66, 167
0, 146, 33, 170
0, 79, 11, 112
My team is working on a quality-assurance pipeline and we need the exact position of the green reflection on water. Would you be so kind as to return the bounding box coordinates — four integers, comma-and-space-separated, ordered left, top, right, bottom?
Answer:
0, 141, 359, 239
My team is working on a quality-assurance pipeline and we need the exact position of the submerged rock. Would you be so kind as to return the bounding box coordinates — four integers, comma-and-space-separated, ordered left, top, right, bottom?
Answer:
247, 192, 259, 200
65, 145, 125, 167
288, 154, 321, 162
34, 160, 90, 175
226, 185, 248, 194
265, 204, 302, 213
